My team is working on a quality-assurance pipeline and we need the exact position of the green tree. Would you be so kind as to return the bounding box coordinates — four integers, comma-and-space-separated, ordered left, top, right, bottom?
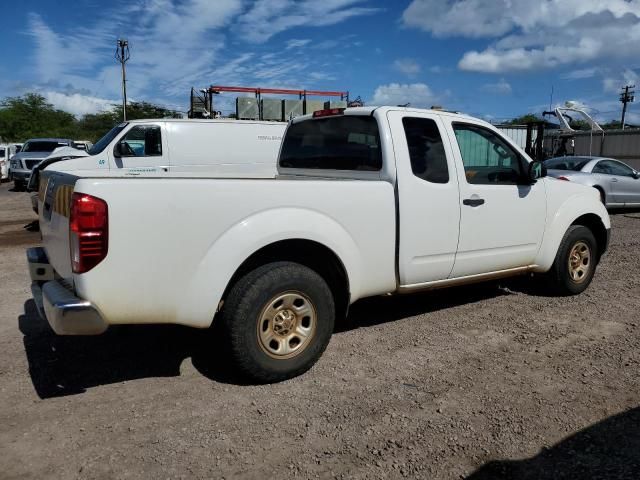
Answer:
75, 101, 183, 142
504, 114, 542, 125
0, 93, 76, 142
74, 111, 119, 141
0, 93, 183, 143
123, 101, 183, 120
600, 120, 625, 130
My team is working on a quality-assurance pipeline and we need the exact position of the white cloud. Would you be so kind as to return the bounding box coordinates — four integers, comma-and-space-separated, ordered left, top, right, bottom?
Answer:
561, 68, 598, 80
44, 91, 116, 117
393, 58, 421, 76
402, 0, 514, 38
402, 0, 640, 73
603, 69, 639, 93
238, 0, 380, 43
371, 83, 438, 107
26, 0, 365, 115
481, 79, 512, 95
286, 38, 312, 49
27, 0, 245, 102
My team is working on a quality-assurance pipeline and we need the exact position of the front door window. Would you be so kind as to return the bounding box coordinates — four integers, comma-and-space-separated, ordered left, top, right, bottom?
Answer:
453, 123, 524, 185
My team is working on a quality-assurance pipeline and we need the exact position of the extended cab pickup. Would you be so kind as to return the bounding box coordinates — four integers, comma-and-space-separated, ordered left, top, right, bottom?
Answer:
28, 107, 611, 382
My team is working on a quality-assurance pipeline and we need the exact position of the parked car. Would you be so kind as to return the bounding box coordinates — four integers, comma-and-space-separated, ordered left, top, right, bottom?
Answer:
10, 138, 73, 190
28, 107, 610, 383
72, 140, 94, 151
545, 156, 640, 208
0, 143, 22, 182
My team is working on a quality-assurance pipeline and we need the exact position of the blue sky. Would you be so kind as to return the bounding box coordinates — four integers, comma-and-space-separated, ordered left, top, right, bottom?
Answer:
2, 0, 639, 123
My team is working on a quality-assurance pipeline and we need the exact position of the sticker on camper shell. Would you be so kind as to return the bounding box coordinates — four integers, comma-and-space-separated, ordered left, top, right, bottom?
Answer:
257, 135, 283, 141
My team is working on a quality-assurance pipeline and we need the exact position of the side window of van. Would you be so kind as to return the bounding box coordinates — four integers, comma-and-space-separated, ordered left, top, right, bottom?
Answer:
119, 125, 162, 157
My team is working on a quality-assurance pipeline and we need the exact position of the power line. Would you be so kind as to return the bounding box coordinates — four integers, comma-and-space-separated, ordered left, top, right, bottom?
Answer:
115, 39, 130, 121
620, 84, 635, 130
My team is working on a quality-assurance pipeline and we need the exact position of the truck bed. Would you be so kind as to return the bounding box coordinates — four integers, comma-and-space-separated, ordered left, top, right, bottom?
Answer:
39, 173, 397, 328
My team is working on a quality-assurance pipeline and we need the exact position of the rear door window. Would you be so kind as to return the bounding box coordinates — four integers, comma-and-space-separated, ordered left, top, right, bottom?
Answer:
280, 116, 382, 171
402, 117, 449, 184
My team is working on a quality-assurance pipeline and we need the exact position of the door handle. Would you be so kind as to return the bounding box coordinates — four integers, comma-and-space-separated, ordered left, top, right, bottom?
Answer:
463, 198, 485, 207
611, 178, 618, 182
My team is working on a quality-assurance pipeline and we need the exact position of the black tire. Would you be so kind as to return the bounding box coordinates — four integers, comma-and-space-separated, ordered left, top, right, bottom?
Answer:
546, 225, 598, 296
219, 261, 335, 383
13, 181, 24, 191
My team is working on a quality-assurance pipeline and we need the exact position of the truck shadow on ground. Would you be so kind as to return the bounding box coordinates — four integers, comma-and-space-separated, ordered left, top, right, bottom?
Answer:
20, 284, 508, 398
466, 406, 640, 480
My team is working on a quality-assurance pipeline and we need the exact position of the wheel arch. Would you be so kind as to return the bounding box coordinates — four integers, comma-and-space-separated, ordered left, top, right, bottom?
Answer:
592, 185, 606, 204
222, 239, 351, 322
570, 213, 608, 262
534, 192, 610, 272
177, 207, 365, 328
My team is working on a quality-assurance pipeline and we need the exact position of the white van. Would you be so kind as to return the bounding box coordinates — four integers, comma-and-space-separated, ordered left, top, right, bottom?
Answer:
37, 119, 286, 179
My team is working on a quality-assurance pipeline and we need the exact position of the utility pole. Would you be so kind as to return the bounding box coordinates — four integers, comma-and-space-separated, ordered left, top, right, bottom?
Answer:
115, 39, 130, 121
620, 84, 635, 130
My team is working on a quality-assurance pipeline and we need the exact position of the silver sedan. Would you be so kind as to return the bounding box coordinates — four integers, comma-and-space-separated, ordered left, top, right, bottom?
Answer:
545, 156, 640, 208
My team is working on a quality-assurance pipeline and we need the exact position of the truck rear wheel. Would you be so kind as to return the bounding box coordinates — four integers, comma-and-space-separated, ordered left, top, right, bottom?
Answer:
546, 225, 597, 296
220, 261, 335, 383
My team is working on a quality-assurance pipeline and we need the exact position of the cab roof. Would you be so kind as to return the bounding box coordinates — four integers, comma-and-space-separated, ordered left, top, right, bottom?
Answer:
290, 106, 485, 125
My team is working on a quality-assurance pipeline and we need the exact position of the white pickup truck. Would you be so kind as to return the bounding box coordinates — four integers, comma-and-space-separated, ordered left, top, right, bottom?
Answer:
28, 106, 610, 382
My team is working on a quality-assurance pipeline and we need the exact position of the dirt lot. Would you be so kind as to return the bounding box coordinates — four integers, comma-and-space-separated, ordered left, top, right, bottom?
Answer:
0, 181, 639, 479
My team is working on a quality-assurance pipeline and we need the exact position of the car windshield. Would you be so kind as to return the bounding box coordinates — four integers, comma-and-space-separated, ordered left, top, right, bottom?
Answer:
88, 124, 128, 155
545, 157, 592, 171
21, 141, 69, 153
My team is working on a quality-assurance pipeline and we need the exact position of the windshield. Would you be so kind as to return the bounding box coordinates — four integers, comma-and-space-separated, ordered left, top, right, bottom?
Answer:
89, 123, 128, 155
545, 157, 592, 171
22, 140, 69, 153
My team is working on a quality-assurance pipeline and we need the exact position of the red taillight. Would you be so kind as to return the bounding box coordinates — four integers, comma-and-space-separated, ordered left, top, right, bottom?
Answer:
312, 108, 345, 118
557, 176, 570, 181
70, 192, 108, 273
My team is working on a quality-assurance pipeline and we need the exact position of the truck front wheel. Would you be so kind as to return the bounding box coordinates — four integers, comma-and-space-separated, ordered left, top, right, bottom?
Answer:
546, 225, 598, 295
220, 261, 335, 383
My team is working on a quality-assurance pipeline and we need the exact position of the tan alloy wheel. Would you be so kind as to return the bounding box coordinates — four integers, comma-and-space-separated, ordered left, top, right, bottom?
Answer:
257, 291, 317, 359
568, 240, 591, 283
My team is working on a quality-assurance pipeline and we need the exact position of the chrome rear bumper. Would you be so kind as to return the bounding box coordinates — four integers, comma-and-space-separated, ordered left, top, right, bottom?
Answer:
27, 247, 107, 335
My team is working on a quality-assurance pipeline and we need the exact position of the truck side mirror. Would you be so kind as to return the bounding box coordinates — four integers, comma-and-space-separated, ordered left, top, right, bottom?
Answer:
527, 161, 547, 183
633, 171, 640, 179
113, 142, 124, 158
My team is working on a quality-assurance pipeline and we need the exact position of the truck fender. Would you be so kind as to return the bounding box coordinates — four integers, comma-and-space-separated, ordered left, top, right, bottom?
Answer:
177, 207, 363, 328
534, 193, 610, 272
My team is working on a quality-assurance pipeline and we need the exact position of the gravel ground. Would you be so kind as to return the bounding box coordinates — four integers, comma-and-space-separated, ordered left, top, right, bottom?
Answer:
0, 181, 639, 479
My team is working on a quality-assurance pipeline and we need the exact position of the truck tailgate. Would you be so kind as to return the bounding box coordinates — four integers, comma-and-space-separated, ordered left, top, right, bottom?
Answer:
38, 170, 77, 282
